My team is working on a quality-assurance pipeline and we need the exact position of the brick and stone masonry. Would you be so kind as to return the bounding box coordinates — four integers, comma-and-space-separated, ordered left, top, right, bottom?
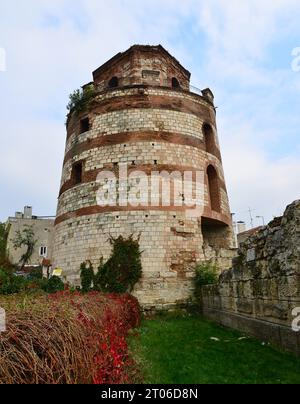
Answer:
52, 45, 236, 308
201, 200, 300, 355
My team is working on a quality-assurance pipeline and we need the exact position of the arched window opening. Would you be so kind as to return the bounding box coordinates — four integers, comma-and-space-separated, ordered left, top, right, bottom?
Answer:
203, 123, 215, 155
207, 165, 221, 213
108, 76, 119, 88
172, 77, 180, 89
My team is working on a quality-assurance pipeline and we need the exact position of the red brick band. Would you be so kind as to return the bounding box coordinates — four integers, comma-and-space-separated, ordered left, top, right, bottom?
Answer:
64, 131, 222, 166
59, 163, 227, 197
91, 93, 215, 124
54, 205, 231, 227
67, 91, 215, 138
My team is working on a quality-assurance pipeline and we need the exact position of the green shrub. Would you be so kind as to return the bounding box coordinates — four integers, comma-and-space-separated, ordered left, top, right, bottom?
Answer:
0, 269, 10, 294
0, 269, 26, 295
67, 85, 96, 115
28, 267, 43, 281
94, 257, 104, 291
94, 235, 142, 293
80, 261, 94, 293
0, 223, 10, 261
195, 262, 218, 286
43, 276, 65, 294
0, 258, 14, 274
0, 222, 14, 273
0, 266, 64, 296
25, 278, 49, 293
194, 262, 218, 302
195, 262, 219, 305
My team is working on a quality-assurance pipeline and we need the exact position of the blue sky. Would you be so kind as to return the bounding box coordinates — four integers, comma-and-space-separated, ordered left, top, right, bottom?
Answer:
0, 0, 299, 227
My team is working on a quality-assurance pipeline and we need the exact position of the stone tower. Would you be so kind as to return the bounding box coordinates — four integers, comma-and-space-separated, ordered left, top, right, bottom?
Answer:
52, 45, 235, 309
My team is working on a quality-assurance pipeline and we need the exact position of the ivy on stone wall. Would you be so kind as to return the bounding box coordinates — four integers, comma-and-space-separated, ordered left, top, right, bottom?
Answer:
80, 261, 95, 293
94, 235, 143, 294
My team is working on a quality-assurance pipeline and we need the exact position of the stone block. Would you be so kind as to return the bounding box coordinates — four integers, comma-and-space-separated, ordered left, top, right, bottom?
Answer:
279, 327, 300, 355
236, 298, 254, 315
278, 275, 300, 300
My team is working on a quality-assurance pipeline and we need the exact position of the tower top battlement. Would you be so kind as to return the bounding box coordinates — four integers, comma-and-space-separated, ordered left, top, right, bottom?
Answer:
92, 44, 191, 92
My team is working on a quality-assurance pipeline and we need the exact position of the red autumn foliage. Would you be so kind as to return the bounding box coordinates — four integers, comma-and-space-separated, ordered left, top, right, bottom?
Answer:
0, 291, 141, 384
91, 293, 141, 384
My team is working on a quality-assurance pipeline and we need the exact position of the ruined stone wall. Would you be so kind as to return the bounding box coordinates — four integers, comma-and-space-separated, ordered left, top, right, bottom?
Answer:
202, 200, 300, 355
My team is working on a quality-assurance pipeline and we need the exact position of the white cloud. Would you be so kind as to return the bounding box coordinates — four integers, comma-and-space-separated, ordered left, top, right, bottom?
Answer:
0, 0, 299, 226
198, 0, 297, 59
190, 0, 300, 227
221, 121, 300, 226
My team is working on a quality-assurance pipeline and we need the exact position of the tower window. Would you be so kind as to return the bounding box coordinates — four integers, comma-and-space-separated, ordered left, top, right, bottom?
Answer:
108, 77, 119, 88
172, 78, 180, 89
40, 246, 47, 257
80, 117, 90, 134
207, 165, 221, 213
72, 162, 83, 185
203, 123, 215, 155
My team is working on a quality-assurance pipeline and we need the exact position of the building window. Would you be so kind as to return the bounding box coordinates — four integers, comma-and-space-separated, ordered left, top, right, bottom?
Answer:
172, 77, 180, 88
207, 165, 221, 213
108, 77, 119, 88
40, 246, 47, 257
72, 162, 83, 185
80, 117, 90, 134
203, 123, 215, 155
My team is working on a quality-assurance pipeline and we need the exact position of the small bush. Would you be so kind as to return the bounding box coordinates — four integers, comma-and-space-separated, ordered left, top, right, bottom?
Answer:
94, 257, 105, 291
80, 261, 94, 293
0, 257, 14, 274
194, 263, 218, 302
43, 276, 65, 294
0, 269, 26, 295
0, 223, 11, 267
25, 278, 48, 294
195, 263, 218, 286
94, 235, 142, 294
0, 266, 65, 296
67, 85, 96, 115
28, 267, 43, 281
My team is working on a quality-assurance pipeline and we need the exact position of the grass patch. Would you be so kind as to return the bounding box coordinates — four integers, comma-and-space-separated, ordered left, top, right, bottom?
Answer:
129, 312, 300, 384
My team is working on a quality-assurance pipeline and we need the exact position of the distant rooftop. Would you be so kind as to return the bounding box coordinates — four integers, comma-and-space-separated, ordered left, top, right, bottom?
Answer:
8, 206, 55, 221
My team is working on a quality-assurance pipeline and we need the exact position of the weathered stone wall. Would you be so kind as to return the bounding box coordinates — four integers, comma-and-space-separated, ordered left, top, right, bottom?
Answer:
202, 200, 300, 355
52, 45, 235, 309
92, 45, 191, 92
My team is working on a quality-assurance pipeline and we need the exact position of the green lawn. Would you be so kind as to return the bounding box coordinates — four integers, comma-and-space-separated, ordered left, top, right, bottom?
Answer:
129, 312, 300, 384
